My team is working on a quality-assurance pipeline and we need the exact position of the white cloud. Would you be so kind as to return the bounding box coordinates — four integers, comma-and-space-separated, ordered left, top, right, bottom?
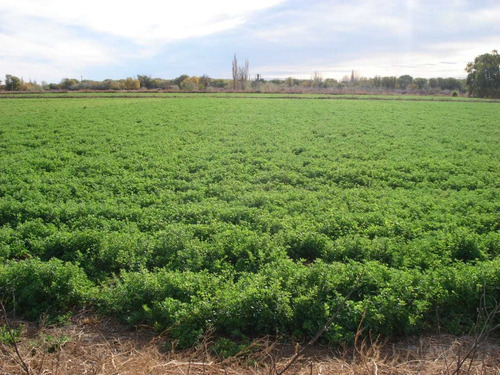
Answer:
0, 14, 116, 81
0, 0, 497, 82
0, 0, 285, 44
253, 36, 500, 79
253, 1, 410, 45
0, 0, 284, 80
469, 5, 500, 24
0, 29, 111, 66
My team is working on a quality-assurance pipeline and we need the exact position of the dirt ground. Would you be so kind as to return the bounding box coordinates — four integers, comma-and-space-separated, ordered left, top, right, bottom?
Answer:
1, 313, 499, 375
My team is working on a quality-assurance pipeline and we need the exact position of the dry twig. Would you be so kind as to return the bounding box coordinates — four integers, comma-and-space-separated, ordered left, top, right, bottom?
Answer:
0, 301, 31, 375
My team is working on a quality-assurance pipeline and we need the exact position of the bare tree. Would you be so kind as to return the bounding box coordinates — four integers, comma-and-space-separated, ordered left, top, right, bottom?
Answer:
311, 71, 323, 88
232, 55, 249, 90
232, 54, 238, 90
238, 59, 249, 90
350, 70, 360, 84
199, 74, 211, 90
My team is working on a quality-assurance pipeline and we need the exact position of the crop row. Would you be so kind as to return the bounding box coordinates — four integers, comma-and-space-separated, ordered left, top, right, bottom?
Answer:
0, 97, 499, 346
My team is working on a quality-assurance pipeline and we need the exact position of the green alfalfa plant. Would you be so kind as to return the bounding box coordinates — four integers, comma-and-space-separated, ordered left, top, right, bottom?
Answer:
276, 270, 364, 375
0, 322, 22, 346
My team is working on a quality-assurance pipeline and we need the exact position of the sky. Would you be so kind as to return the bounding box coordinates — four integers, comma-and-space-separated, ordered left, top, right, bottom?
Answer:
0, 0, 499, 83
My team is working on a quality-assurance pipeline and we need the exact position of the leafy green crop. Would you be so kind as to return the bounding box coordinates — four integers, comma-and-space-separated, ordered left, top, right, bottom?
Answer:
0, 96, 498, 347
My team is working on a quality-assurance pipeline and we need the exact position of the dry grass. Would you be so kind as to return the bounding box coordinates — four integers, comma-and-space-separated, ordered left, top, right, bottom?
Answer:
1, 314, 499, 375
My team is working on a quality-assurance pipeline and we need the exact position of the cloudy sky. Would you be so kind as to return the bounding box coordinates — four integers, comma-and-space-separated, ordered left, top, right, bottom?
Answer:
0, 0, 499, 82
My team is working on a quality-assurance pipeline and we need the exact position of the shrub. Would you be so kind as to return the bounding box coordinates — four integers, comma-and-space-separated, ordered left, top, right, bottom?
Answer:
0, 258, 95, 320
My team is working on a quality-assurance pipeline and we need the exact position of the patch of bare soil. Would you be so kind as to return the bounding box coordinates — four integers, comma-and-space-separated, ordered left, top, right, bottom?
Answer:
1, 314, 499, 375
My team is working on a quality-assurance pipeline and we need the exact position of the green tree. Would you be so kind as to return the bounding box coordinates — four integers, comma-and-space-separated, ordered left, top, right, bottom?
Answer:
466, 50, 500, 98
48, 83, 60, 90
437, 77, 445, 90
108, 80, 122, 90
155, 79, 172, 90
324, 78, 338, 88
122, 77, 141, 90
440, 77, 462, 91
397, 75, 413, 89
60, 78, 80, 90
180, 77, 196, 91
211, 79, 229, 89
173, 74, 189, 88
5, 75, 22, 91
137, 75, 156, 89
414, 78, 427, 90
381, 76, 397, 89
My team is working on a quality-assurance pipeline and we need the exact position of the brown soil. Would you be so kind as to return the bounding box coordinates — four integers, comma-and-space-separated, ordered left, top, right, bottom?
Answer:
1, 314, 499, 375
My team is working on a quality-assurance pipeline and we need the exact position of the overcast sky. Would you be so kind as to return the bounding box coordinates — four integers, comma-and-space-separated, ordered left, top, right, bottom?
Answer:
0, 0, 499, 82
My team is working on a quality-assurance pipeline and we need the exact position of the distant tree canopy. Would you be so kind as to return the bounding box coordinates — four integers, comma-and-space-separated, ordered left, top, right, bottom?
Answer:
397, 75, 413, 89
180, 77, 198, 91
2, 68, 468, 94
5, 75, 22, 91
60, 78, 79, 90
466, 50, 500, 98
381, 76, 397, 89
210, 79, 228, 89
199, 75, 211, 90
414, 78, 427, 90
173, 74, 189, 88
137, 75, 155, 89
122, 77, 141, 90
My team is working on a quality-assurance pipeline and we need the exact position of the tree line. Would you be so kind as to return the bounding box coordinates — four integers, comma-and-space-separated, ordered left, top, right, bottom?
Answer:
0, 74, 227, 92
1, 51, 498, 98
0, 73, 468, 94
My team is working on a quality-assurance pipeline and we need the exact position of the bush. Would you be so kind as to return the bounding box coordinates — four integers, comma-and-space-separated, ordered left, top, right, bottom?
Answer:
180, 78, 197, 91
94, 258, 500, 348
0, 258, 95, 320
